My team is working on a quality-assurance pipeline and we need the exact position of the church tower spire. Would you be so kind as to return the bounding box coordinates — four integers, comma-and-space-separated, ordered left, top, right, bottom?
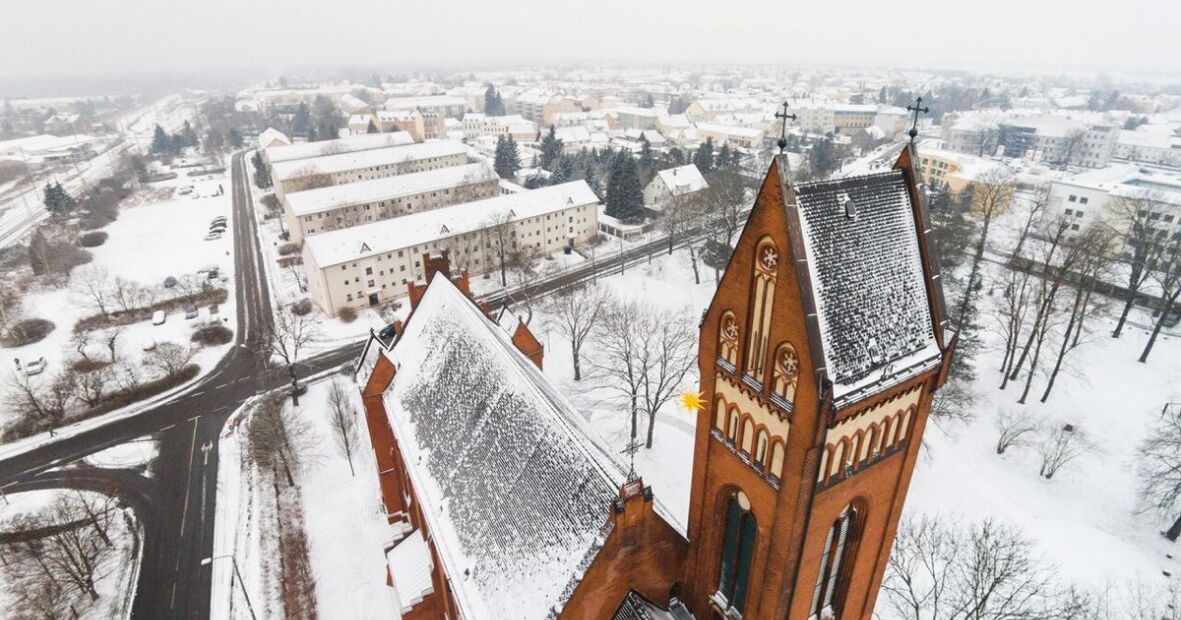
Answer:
680, 117, 954, 619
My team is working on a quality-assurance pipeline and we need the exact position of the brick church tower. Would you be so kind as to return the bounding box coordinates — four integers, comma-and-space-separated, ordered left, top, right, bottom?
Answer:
680, 146, 955, 620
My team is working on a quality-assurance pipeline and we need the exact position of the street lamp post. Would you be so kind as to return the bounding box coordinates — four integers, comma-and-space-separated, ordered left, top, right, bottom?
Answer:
201, 555, 258, 620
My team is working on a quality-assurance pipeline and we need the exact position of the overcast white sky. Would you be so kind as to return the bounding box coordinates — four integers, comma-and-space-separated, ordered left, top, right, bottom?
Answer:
2, 0, 1176, 78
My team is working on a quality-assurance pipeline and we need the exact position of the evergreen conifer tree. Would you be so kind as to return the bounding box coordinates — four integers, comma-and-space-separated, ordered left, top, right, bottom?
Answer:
151, 125, 169, 154
182, 120, 198, 148
539, 125, 563, 170
493, 136, 520, 179
605, 151, 644, 224
227, 128, 243, 148
551, 156, 574, 185
693, 137, 714, 173
716, 143, 732, 170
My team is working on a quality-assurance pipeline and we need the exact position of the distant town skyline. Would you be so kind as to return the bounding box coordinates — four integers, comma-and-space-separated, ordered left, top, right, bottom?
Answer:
1, 0, 1177, 81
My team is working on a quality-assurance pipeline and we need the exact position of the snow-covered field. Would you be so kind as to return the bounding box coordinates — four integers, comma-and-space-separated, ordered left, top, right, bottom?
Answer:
0, 172, 236, 435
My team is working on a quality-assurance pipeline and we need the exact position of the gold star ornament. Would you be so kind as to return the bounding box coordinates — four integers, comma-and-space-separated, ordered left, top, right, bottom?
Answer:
680, 390, 704, 412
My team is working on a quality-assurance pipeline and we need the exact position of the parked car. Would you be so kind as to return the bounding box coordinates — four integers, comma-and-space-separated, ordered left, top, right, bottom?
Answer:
163, 276, 178, 288
211, 216, 227, 224
142, 339, 157, 352
207, 269, 219, 280
198, 264, 218, 274
209, 224, 227, 233
184, 305, 199, 319
24, 357, 48, 376
152, 310, 167, 325
204, 232, 222, 241
178, 186, 193, 195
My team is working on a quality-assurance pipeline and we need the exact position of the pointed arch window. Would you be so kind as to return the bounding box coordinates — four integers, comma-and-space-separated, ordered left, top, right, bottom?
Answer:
770, 342, 800, 410
809, 504, 861, 619
716, 492, 757, 615
718, 311, 740, 370
744, 240, 777, 384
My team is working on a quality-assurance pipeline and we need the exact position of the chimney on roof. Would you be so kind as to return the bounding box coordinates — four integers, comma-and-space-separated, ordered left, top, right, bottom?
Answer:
611, 478, 654, 550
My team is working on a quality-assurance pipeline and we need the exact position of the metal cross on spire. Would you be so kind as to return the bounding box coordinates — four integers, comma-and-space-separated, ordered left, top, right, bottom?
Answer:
775, 101, 797, 154
906, 96, 929, 143
621, 436, 643, 481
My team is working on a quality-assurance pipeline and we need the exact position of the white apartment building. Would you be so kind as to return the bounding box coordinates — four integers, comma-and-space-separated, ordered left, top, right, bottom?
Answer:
1115, 129, 1181, 168
271, 141, 471, 198
1046, 165, 1181, 244
263, 131, 415, 166
283, 161, 499, 243
695, 122, 765, 149
460, 114, 539, 142
382, 95, 468, 119
302, 181, 601, 315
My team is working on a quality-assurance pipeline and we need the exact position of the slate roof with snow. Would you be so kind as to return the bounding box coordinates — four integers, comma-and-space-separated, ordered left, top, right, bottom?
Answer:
383, 275, 624, 619
271, 141, 469, 182
285, 162, 496, 217
304, 181, 599, 267
793, 169, 939, 395
265, 131, 415, 164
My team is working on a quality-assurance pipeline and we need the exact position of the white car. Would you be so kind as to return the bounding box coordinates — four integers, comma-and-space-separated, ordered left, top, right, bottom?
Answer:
204, 231, 222, 241
24, 357, 48, 376
152, 310, 167, 325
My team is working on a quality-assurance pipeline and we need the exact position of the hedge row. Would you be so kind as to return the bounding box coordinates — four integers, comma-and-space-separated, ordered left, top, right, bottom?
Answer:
74, 288, 228, 333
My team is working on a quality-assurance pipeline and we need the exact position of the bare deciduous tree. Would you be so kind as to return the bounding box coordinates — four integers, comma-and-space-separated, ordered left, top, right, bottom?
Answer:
481, 209, 518, 288
72, 366, 114, 409
1037, 423, 1089, 480
883, 516, 1058, 620
246, 396, 320, 486
1137, 407, 1181, 541
264, 304, 321, 406
592, 299, 697, 448
1109, 192, 1169, 339
994, 409, 1039, 454
71, 265, 112, 316
145, 342, 196, 379
544, 284, 609, 381
327, 379, 358, 476
1139, 236, 1181, 363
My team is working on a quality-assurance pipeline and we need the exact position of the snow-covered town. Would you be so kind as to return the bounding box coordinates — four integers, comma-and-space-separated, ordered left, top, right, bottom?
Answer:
1, 2, 1179, 619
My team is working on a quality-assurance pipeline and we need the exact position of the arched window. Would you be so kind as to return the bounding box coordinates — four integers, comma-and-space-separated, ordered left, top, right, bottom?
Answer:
809, 504, 861, 619
770, 441, 786, 479
744, 239, 777, 383
740, 418, 755, 454
727, 409, 740, 443
717, 492, 757, 614
755, 430, 769, 466
718, 312, 740, 369
714, 399, 727, 431
771, 342, 800, 408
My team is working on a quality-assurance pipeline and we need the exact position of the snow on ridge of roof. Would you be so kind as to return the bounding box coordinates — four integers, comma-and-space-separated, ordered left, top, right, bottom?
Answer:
271, 140, 469, 182
383, 94, 467, 110
793, 169, 938, 394
386, 530, 434, 613
304, 181, 600, 267
655, 164, 708, 195
285, 162, 496, 217
384, 274, 624, 619
265, 131, 415, 164
694, 122, 764, 138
